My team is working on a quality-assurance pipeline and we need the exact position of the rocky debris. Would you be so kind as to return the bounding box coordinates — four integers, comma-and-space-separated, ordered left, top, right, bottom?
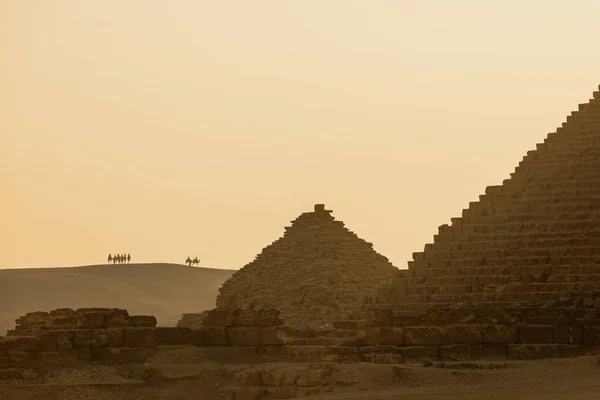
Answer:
218, 362, 359, 399
215, 204, 398, 328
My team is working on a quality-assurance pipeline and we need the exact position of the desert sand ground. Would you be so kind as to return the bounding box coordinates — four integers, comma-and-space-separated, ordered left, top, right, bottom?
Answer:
0, 264, 234, 335
1, 346, 599, 400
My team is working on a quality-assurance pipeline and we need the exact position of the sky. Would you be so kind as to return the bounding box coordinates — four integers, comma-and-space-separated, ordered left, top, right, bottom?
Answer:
1, 0, 599, 270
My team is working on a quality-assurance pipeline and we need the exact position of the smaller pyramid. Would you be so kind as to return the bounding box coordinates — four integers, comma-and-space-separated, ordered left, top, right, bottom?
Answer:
215, 204, 398, 328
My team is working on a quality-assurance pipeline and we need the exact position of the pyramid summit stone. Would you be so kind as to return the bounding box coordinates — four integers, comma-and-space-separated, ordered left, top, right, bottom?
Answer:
370, 84, 600, 312
215, 204, 398, 328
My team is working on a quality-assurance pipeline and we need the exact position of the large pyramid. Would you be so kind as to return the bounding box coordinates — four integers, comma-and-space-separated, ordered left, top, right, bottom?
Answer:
215, 204, 398, 328
371, 85, 600, 311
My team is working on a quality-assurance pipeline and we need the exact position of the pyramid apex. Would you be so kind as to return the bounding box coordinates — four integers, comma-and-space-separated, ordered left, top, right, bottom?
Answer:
314, 204, 332, 213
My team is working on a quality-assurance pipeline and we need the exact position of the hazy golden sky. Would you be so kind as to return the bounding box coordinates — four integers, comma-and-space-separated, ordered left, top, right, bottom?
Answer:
2, 1, 599, 269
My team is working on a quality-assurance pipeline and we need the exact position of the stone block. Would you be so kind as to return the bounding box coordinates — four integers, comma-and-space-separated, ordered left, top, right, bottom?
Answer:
445, 325, 483, 345
0, 368, 26, 380
203, 310, 238, 327
507, 344, 580, 360
191, 329, 204, 346
281, 346, 326, 362
235, 310, 258, 326
470, 344, 507, 360
400, 346, 439, 361
404, 326, 446, 345
105, 313, 131, 328
89, 328, 124, 348
49, 308, 75, 318
15, 311, 50, 327
122, 328, 158, 348
583, 326, 600, 345
258, 327, 285, 346
200, 326, 227, 346
368, 309, 393, 327
257, 310, 284, 327
0, 336, 43, 352
77, 313, 106, 329
554, 325, 583, 345
71, 330, 92, 349
364, 353, 404, 364
440, 345, 471, 361
48, 330, 74, 351
518, 325, 554, 344
49, 316, 78, 328
481, 325, 518, 344
333, 320, 368, 330
363, 327, 404, 346
155, 327, 193, 345
226, 327, 260, 346
128, 315, 157, 328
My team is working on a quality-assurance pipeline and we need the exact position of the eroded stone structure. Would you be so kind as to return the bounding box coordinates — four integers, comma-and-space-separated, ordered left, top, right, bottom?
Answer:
349, 85, 600, 359
368, 85, 600, 310
215, 204, 398, 328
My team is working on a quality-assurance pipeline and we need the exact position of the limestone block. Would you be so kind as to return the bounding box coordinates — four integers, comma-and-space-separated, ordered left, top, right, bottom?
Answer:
507, 344, 580, 360
15, 311, 50, 328
128, 315, 157, 328
281, 346, 325, 362
49, 316, 78, 328
583, 326, 600, 345
363, 327, 404, 346
226, 327, 260, 347
260, 365, 305, 386
48, 330, 74, 351
518, 325, 554, 344
105, 313, 131, 328
368, 309, 393, 327
258, 327, 285, 346
154, 327, 193, 345
200, 326, 227, 346
364, 353, 404, 364
400, 346, 439, 361
233, 368, 263, 386
89, 328, 124, 348
470, 344, 507, 360
122, 327, 158, 348
481, 325, 518, 344
0, 352, 38, 369
440, 345, 470, 361
554, 325, 583, 345
71, 330, 92, 349
257, 310, 284, 327
0, 368, 26, 380
0, 336, 43, 352
203, 310, 238, 327
445, 325, 483, 345
49, 308, 75, 318
76, 313, 107, 329
235, 310, 258, 326
333, 320, 368, 330
404, 326, 447, 346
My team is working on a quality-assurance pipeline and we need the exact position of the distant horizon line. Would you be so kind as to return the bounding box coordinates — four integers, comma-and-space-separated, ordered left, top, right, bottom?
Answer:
0, 262, 238, 271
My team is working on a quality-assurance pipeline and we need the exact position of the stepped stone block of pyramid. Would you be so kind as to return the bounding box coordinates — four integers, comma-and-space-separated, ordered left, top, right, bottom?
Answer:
215, 204, 398, 328
369, 85, 600, 312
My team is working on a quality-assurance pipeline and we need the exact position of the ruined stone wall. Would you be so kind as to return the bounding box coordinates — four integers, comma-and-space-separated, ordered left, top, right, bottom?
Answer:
0, 308, 196, 380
